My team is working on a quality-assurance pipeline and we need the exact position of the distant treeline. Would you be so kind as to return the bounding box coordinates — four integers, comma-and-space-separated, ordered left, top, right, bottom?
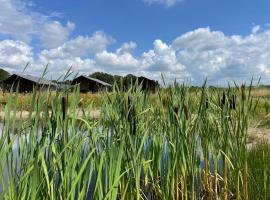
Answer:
61, 72, 160, 91
89, 72, 159, 91
0, 68, 10, 81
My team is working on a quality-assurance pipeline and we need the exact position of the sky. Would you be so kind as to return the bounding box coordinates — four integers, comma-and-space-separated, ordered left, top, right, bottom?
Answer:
1, 0, 270, 85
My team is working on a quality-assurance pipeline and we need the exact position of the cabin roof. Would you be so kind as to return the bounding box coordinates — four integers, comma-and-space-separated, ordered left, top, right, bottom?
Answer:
3, 73, 56, 86
72, 75, 112, 87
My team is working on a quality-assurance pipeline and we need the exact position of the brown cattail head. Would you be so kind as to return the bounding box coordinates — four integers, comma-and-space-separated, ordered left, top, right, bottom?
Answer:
221, 92, 226, 107
206, 97, 209, 109
184, 105, 189, 120
241, 84, 246, 101
229, 95, 236, 110
174, 106, 179, 115
173, 106, 179, 121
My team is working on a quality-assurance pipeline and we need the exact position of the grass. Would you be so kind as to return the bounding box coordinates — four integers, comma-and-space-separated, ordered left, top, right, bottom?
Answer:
0, 92, 103, 111
0, 79, 269, 199
248, 141, 270, 200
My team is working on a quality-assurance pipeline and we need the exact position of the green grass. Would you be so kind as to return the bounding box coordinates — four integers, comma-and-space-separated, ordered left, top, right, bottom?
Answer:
0, 78, 268, 199
248, 141, 270, 200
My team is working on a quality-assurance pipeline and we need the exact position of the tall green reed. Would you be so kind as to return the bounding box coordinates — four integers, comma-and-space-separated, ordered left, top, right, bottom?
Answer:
0, 75, 264, 200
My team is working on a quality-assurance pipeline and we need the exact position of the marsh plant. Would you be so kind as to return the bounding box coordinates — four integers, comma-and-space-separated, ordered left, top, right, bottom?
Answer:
0, 76, 269, 199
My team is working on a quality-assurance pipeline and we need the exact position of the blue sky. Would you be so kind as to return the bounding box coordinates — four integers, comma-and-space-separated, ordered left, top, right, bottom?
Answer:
1, 0, 270, 84
31, 0, 270, 52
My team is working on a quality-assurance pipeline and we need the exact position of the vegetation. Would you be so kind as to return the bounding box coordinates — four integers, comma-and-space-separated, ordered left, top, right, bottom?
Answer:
0, 68, 9, 81
90, 71, 159, 90
90, 72, 122, 86
0, 77, 269, 199
248, 141, 270, 199
0, 92, 103, 111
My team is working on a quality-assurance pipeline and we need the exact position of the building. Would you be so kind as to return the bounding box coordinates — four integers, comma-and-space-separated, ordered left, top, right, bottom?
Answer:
3, 73, 57, 92
138, 76, 159, 92
71, 75, 112, 93
122, 74, 159, 92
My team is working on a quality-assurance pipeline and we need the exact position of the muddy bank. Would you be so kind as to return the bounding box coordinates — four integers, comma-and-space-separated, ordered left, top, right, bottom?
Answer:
248, 127, 270, 144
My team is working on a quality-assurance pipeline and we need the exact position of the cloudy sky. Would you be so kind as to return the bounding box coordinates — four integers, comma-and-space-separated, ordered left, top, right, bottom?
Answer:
1, 0, 270, 84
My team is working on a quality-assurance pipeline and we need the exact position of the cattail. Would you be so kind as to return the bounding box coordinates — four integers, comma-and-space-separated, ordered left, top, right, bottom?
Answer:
228, 95, 236, 110
241, 84, 246, 101
184, 105, 189, 120
206, 97, 209, 109
221, 92, 226, 107
128, 96, 136, 135
62, 96, 66, 120
127, 96, 131, 121
232, 95, 236, 110
174, 106, 179, 121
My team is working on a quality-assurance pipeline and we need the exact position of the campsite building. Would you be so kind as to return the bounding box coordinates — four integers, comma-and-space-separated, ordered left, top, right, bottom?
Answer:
3, 74, 56, 92
138, 76, 159, 92
71, 75, 112, 93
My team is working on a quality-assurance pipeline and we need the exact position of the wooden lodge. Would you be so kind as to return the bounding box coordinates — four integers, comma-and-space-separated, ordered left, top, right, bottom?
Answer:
71, 75, 112, 93
138, 76, 159, 92
3, 74, 56, 92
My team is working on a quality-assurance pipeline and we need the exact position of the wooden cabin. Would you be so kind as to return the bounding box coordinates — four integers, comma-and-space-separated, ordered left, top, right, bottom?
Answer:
138, 76, 159, 92
3, 74, 56, 92
71, 75, 112, 93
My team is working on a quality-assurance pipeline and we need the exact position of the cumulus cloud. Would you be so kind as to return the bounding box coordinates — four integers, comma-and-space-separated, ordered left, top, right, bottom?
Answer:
172, 27, 270, 84
0, 40, 33, 72
142, 40, 186, 72
95, 50, 139, 71
116, 41, 137, 54
0, 0, 74, 48
40, 21, 75, 49
143, 0, 183, 7
252, 25, 261, 34
36, 31, 115, 76
0, 0, 34, 42
40, 31, 115, 59
2, 25, 270, 84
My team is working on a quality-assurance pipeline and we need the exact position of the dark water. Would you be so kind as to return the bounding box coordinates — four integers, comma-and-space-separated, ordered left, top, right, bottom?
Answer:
0, 123, 221, 199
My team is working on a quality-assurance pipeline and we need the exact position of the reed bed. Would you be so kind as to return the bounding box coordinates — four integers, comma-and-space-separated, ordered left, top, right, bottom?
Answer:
0, 92, 103, 111
0, 80, 269, 199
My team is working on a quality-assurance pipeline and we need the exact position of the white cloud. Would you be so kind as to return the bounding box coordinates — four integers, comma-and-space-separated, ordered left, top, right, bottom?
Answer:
252, 25, 261, 34
142, 39, 186, 73
36, 31, 115, 76
143, 0, 183, 7
0, 0, 75, 48
0, 0, 34, 42
40, 21, 75, 49
2, 25, 270, 84
95, 50, 139, 71
172, 27, 270, 84
116, 41, 137, 54
0, 40, 33, 72
40, 31, 115, 59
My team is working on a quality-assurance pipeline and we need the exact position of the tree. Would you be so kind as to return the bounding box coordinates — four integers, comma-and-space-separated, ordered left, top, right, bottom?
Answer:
89, 72, 121, 85
0, 68, 10, 81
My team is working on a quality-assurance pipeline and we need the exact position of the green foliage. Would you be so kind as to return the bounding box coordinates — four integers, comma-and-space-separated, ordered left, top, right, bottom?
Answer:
0, 77, 267, 200
248, 142, 270, 200
0, 68, 9, 81
89, 71, 159, 91
89, 72, 121, 85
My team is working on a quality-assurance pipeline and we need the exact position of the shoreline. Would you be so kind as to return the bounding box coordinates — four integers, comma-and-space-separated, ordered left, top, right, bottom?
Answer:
0, 109, 101, 122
